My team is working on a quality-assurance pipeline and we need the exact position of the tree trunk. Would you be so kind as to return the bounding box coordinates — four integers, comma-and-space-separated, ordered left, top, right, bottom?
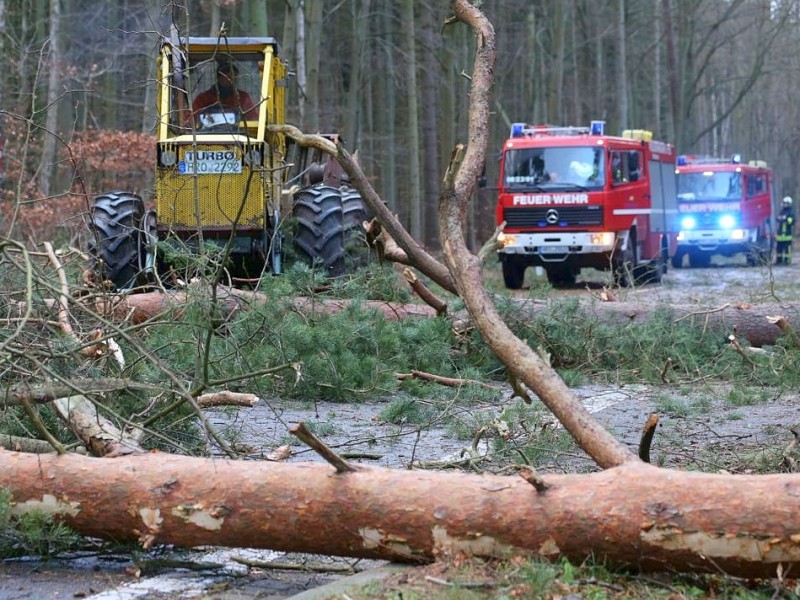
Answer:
294, 0, 306, 125
3, 450, 800, 579
343, 0, 368, 149
401, 0, 422, 240
616, 0, 629, 130
304, 0, 322, 131
547, 1, 565, 122
421, 8, 441, 249
72, 290, 799, 349
662, 0, 680, 145
37, 0, 60, 197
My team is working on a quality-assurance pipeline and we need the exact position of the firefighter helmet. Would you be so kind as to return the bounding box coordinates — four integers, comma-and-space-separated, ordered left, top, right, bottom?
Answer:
783, 196, 793, 206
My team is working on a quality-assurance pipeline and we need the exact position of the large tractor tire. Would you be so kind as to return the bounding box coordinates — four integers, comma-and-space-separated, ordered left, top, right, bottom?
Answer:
341, 187, 371, 234
340, 186, 374, 269
87, 191, 146, 290
292, 185, 346, 275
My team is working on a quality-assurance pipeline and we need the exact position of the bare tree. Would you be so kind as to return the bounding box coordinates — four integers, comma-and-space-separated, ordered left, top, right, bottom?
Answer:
37, 0, 61, 197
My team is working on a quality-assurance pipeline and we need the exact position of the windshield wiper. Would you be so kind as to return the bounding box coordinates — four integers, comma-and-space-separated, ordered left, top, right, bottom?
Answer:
507, 183, 547, 192
538, 182, 590, 192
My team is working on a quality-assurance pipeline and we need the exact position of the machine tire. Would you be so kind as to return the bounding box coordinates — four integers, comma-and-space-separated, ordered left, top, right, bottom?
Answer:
292, 185, 346, 275
340, 186, 374, 268
671, 252, 685, 269
635, 236, 668, 284
613, 236, 636, 287
545, 266, 577, 287
501, 256, 526, 289
746, 223, 774, 266
87, 191, 146, 290
688, 250, 711, 268
634, 256, 665, 285
745, 248, 760, 267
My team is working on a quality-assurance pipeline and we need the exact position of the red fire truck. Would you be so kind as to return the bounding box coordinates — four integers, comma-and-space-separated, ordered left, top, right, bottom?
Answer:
494, 121, 677, 288
671, 155, 774, 268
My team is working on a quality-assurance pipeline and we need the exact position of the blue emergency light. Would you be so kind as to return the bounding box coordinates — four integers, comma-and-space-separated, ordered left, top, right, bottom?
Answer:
731, 153, 741, 164
677, 155, 687, 166
590, 120, 605, 135
510, 123, 525, 138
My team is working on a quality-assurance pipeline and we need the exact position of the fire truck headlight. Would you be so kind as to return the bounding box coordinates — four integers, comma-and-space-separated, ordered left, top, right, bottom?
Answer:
497, 232, 516, 248
719, 214, 736, 229
677, 231, 685, 241
680, 216, 697, 230
590, 232, 615, 247
730, 229, 746, 240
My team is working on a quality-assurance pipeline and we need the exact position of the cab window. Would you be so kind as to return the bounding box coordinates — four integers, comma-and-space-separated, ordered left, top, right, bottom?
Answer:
610, 150, 643, 185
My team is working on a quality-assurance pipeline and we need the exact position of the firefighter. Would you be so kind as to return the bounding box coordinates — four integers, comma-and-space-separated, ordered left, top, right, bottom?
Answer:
776, 196, 795, 265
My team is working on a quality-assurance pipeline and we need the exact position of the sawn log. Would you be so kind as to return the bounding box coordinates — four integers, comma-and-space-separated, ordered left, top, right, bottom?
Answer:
2, 449, 800, 579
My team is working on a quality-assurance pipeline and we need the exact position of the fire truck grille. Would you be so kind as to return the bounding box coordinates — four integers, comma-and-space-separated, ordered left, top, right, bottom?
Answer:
503, 206, 603, 228
698, 213, 715, 227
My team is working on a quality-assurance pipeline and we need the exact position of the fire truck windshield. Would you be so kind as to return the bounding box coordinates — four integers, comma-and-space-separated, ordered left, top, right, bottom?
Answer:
677, 171, 742, 201
503, 147, 604, 190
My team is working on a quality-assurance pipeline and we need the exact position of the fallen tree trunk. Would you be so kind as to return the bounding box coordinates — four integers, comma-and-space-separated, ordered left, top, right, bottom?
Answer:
2, 449, 799, 579
557, 299, 800, 349
64, 290, 800, 348
85, 290, 439, 325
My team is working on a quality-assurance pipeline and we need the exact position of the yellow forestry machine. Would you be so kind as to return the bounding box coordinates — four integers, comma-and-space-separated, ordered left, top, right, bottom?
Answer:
87, 36, 369, 290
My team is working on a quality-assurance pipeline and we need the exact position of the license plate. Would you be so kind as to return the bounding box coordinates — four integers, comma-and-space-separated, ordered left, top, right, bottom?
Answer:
539, 246, 567, 254
180, 152, 242, 175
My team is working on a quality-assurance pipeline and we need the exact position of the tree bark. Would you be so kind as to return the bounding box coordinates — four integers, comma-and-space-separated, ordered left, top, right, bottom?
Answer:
401, 0, 422, 241
304, 0, 322, 131
52, 395, 144, 457
506, 295, 799, 349
3, 450, 800, 579
79, 288, 438, 325
37, 0, 61, 197
48, 290, 800, 348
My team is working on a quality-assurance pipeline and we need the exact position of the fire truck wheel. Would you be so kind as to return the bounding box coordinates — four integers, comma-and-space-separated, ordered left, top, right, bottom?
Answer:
613, 243, 636, 287
292, 185, 346, 276
87, 191, 146, 291
671, 252, 685, 269
633, 257, 665, 285
745, 229, 773, 266
501, 257, 527, 289
545, 266, 577, 288
688, 251, 711, 268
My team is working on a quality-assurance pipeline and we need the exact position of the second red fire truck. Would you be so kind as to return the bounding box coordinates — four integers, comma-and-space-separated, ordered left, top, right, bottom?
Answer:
494, 121, 677, 288
671, 155, 775, 268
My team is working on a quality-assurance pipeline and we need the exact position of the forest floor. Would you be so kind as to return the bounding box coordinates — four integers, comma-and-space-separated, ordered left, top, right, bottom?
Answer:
2, 257, 800, 599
